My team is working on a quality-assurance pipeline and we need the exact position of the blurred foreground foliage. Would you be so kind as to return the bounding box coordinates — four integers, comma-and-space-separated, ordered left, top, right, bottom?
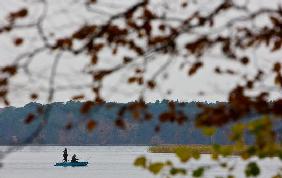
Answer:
1, 0, 282, 177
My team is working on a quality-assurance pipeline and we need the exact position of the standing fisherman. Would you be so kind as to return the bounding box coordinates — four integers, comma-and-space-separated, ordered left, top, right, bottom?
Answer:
63, 148, 68, 162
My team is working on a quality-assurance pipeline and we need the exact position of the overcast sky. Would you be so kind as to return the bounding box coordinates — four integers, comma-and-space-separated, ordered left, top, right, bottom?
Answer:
0, 0, 281, 107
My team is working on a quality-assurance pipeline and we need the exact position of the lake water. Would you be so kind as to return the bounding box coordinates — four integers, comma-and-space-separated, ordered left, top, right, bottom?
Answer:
0, 146, 281, 178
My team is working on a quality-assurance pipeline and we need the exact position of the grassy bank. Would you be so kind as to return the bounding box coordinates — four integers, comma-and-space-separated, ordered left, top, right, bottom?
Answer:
148, 145, 244, 155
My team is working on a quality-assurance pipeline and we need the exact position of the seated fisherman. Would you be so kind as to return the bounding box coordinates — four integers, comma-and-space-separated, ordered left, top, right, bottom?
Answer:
71, 154, 79, 163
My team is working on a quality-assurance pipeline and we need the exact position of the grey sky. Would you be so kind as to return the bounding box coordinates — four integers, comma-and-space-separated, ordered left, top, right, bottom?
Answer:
0, 0, 281, 107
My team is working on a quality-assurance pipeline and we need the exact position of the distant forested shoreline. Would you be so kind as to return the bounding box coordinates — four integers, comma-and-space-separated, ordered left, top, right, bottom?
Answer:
0, 101, 273, 145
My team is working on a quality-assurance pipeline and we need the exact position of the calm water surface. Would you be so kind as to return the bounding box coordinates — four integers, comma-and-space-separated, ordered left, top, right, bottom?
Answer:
0, 146, 281, 178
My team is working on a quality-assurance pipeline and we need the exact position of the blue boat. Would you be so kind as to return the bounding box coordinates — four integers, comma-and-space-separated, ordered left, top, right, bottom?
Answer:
54, 161, 88, 167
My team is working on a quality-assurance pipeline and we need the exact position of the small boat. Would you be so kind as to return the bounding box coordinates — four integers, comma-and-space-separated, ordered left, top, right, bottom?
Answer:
54, 161, 89, 167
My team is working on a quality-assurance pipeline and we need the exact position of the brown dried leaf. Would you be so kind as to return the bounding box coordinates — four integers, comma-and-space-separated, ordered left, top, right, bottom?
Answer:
9, 8, 28, 21
274, 74, 282, 87
2, 65, 17, 76
14, 37, 24, 46
30, 93, 38, 100
88, 0, 97, 4
65, 122, 73, 130
72, 25, 96, 40
93, 70, 112, 81
240, 57, 249, 65
0, 78, 8, 86
272, 39, 282, 52
181, 2, 188, 8
80, 101, 94, 114
158, 24, 166, 31
91, 54, 98, 65
246, 81, 254, 89
115, 118, 126, 129
270, 16, 281, 26
86, 120, 97, 132
137, 77, 144, 85
128, 77, 137, 83
54, 38, 72, 49
123, 56, 133, 64
272, 99, 282, 115
214, 67, 221, 74
72, 95, 85, 100
24, 114, 35, 124
273, 62, 281, 72
147, 80, 156, 89
0, 90, 7, 97
188, 62, 203, 76
144, 112, 152, 120
159, 112, 175, 122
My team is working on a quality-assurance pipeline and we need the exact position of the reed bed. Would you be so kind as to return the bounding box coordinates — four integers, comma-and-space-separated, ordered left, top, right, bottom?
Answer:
148, 145, 244, 154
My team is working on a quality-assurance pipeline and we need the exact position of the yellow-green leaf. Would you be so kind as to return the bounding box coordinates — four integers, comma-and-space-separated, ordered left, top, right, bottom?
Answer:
193, 167, 205, 177
192, 150, 200, 160
202, 127, 216, 136
148, 162, 164, 175
165, 160, 173, 166
170, 168, 187, 175
245, 162, 260, 177
175, 147, 191, 162
230, 123, 245, 142
134, 156, 146, 168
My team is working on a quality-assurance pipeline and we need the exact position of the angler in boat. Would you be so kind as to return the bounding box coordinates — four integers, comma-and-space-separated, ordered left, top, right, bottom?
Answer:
63, 148, 68, 162
71, 154, 78, 163
54, 148, 88, 167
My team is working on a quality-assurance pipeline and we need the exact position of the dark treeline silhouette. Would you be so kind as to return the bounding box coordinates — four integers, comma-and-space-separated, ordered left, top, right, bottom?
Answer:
0, 101, 270, 145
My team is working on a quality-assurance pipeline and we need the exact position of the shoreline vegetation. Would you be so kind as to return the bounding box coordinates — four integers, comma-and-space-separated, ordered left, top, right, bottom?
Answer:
0, 101, 264, 145
148, 145, 246, 155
